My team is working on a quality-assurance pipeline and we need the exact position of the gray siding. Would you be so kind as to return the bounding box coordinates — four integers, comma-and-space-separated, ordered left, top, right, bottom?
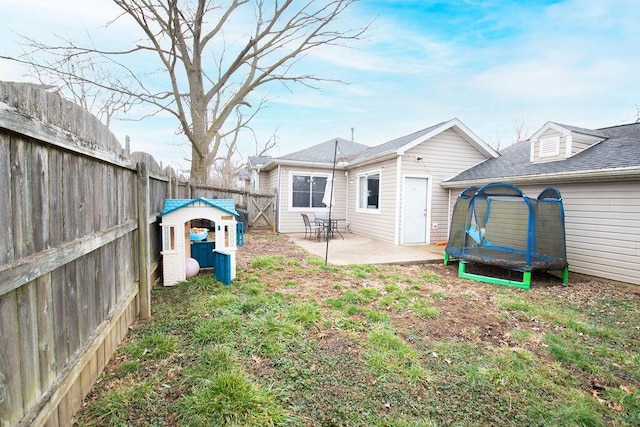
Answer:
346, 158, 398, 243
277, 166, 348, 234
571, 134, 597, 156
555, 181, 640, 285
449, 181, 640, 286
405, 128, 489, 244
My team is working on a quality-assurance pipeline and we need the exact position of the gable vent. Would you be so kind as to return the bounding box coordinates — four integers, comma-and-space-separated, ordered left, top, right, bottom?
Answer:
539, 136, 560, 157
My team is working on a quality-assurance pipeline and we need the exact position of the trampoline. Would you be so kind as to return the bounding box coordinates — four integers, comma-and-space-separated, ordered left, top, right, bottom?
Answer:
444, 183, 568, 289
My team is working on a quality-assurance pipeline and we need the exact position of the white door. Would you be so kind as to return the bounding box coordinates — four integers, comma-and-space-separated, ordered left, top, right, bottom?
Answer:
403, 177, 428, 244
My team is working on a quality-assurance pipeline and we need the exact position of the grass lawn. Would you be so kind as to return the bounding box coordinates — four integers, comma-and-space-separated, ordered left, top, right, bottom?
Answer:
75, 233, 640, 426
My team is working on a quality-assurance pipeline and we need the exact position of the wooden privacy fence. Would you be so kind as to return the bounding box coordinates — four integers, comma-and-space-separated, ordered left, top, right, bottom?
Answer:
0, 82, 274, 426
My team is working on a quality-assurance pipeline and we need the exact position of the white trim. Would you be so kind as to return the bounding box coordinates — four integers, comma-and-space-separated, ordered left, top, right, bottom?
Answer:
565, 134, 573, 157
253, 169, 261, 191
277, 165, 282, 232
447, 188, 452, 241
529, 121, 571, 141
345, 170, 350, 226
394, 156, 402, 245
396, 118, 499, 159
287, 170, 331, 211
530, 139, 535, 162
400, 174, 432, 245
355, 168, 382, 214
441, 166, 640, 188
160, 223, 178, 254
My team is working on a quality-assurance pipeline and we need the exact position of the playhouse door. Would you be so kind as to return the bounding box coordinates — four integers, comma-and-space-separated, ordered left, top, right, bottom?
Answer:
403, 177, 429, 244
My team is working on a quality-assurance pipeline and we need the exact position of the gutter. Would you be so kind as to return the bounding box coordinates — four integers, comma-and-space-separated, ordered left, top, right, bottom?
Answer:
259, 159, 349, 171
347, 151, 398, 169
441, 166, 640, 188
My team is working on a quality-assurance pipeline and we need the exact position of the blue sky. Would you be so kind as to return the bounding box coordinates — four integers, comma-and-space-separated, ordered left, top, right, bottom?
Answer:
1, 0, 639, 172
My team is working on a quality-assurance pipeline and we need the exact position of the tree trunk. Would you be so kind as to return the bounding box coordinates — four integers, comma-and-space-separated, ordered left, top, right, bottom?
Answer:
190, 146, 209, 185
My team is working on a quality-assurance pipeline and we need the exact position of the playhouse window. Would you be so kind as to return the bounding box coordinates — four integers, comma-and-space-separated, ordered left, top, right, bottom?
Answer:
291, 174, 328, 208
358, 173, 380, 210
163, 226, 176, 251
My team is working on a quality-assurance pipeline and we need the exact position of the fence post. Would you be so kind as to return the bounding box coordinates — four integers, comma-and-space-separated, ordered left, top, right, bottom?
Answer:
137, 162, 151, 319
170, 176, 178, 199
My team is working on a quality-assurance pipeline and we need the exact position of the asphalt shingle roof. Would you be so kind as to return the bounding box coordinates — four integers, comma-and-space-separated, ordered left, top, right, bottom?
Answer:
280, 137, 370, 163
350, 122, 446, 163
445, 122, 640, 183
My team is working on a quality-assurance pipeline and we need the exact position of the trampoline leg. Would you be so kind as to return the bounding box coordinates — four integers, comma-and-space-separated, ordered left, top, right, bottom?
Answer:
562, 266, 569, 285
523, 271, 531, 287
443, 252, 450, 265
458, 262, 531, 290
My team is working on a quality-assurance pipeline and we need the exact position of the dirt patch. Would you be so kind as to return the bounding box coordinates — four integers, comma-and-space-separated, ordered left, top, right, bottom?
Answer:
238, 231, 639, 352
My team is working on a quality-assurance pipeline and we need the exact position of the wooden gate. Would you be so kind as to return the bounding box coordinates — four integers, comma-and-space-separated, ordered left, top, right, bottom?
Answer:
247, 194, 276, 230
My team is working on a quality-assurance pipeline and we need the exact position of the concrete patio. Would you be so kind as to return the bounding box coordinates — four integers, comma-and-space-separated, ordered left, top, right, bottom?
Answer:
290, 232, 445, 265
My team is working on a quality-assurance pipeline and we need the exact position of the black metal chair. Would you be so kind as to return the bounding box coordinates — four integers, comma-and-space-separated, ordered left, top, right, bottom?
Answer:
301, 213, 321, 239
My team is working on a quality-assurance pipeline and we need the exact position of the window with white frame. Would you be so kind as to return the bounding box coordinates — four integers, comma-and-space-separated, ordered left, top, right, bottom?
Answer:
162, 226, 176, 252
358, 172, 380, 210
539, 136, 560, 157
291, 174, 328, 208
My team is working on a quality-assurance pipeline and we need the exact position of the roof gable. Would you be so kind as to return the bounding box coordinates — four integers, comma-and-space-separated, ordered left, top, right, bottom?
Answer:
529, 121, 607, 163
160, 197, 238, 217
349, 118, 499, 164
444, 122, 640, 186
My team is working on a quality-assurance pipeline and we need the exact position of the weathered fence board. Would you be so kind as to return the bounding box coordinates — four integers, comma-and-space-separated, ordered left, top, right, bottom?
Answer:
0, 134, 12, 265
0, 290, 23, 425
0, 220, 138, 297
35, 273, 56, 392
0, 81, 276, 426
17, 282, 41, 409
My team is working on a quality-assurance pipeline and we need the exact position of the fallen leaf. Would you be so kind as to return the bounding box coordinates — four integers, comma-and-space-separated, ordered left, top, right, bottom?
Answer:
620, 385, 633, 393
608, 402, 622, 412
590, 390, 606, 405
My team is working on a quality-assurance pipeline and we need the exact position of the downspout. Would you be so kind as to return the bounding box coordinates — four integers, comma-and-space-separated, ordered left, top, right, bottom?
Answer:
277, 165, 282, 233
395, 155, 402, 245
446, 189, 452, 241
345, 170, 349, 226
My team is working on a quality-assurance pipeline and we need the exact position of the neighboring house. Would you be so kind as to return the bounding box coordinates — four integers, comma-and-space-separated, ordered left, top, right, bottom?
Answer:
249, 118, 499, 246
442, 121, 640, 286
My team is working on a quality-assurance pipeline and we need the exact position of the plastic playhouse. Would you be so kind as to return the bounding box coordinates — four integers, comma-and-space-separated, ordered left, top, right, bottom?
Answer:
159, 197, 244, 286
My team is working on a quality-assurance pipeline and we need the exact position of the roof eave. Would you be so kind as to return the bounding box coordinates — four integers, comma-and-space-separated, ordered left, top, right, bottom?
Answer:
395, 118, 499, 159
346, 151, 398, 169
272, 159, 347, 170
441, 166, 640, 188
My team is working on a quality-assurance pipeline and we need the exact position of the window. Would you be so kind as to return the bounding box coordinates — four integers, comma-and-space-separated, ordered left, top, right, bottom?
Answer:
358, 173, 380, 210
162, 226, 176, 252
291, 174, 328, 208
539, 136, 560, 157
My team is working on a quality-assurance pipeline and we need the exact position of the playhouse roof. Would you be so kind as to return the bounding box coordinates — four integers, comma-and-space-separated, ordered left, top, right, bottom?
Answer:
160, 197, 238, 217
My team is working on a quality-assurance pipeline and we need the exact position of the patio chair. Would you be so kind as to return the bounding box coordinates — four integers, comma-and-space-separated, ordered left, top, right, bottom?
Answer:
301, 213, 322, 240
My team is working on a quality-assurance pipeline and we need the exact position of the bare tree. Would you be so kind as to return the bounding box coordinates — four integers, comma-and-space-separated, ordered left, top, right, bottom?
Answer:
514, 118, 529, 143
10, 0, 368, 185
19, 40, 140, 128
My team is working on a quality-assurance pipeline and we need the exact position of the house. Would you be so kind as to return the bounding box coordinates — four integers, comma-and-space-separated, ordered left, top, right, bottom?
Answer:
442, 121, 640, 286
159, 198, 240, 286
249, 118, 499, 246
